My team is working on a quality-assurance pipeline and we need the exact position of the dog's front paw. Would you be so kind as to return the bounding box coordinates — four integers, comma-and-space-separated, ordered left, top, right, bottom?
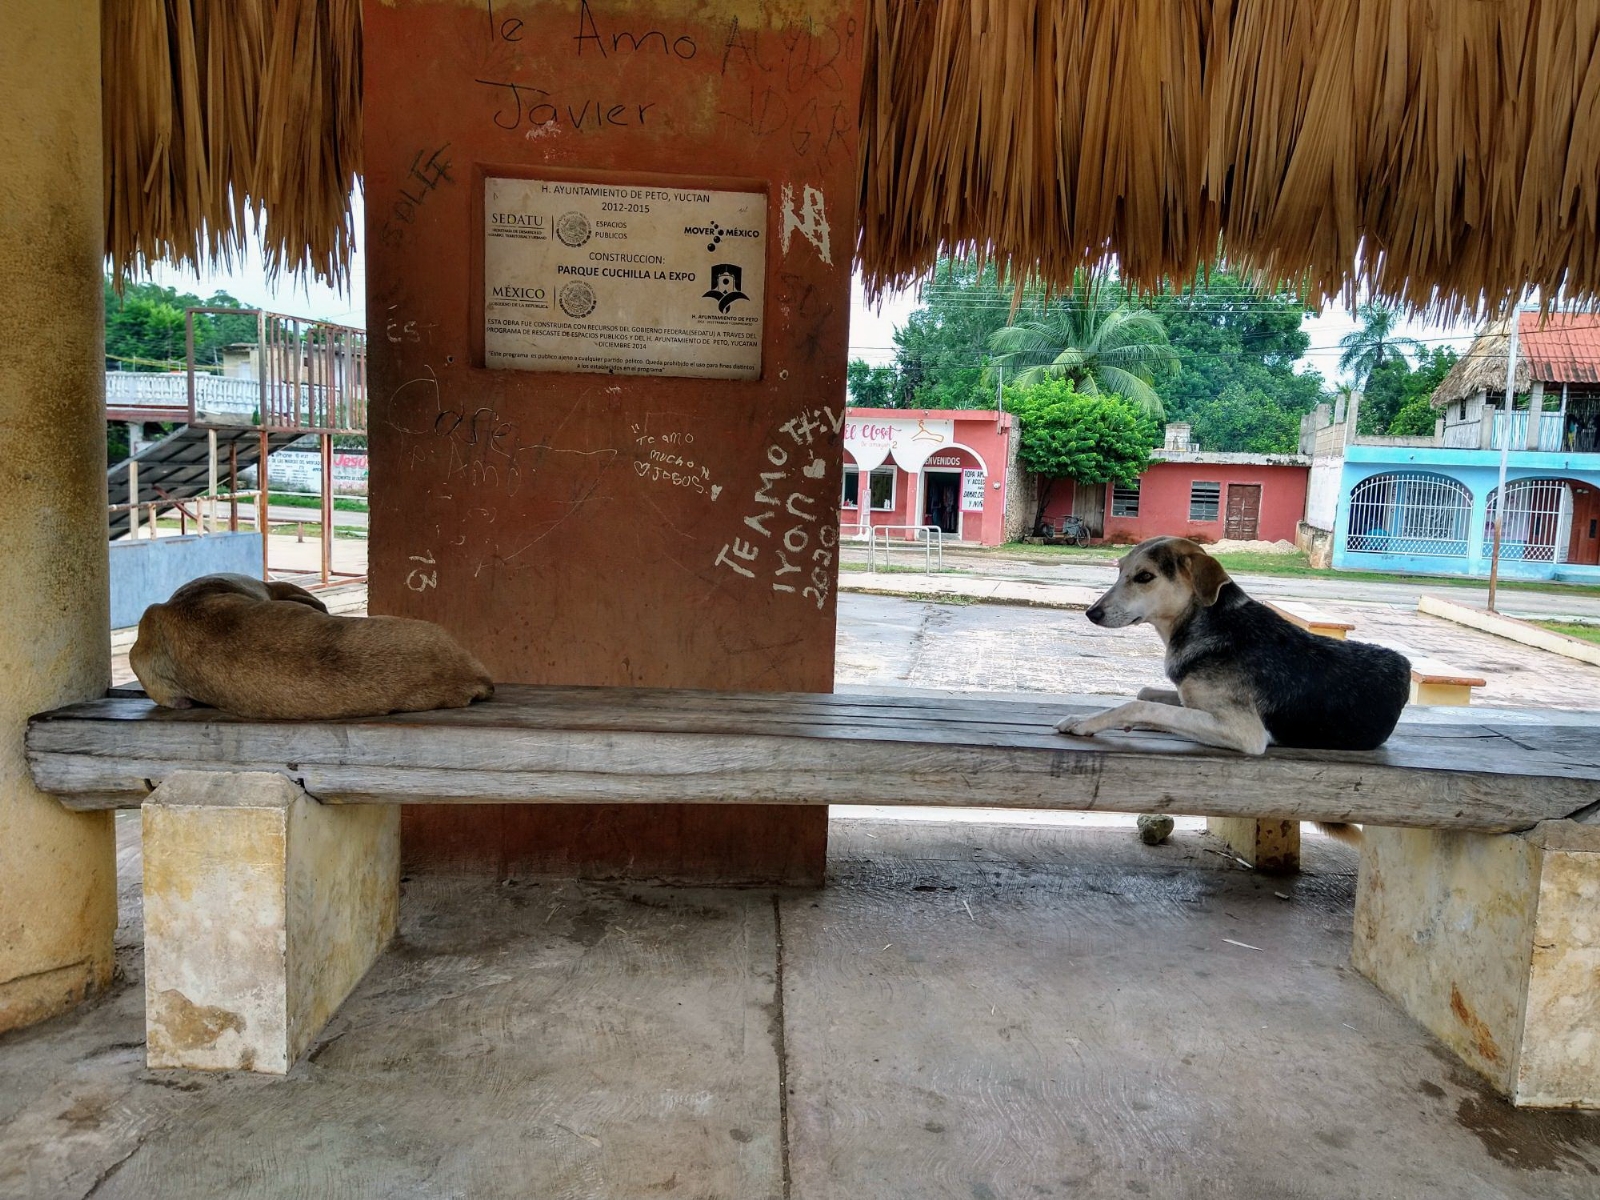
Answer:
1056, 716, 1099, 737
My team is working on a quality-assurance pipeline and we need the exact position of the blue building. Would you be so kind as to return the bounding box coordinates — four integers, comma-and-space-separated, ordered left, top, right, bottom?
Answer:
1302, 314, 1600, 582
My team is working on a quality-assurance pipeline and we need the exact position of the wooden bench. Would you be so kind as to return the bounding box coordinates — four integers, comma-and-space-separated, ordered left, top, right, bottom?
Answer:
26, 685, 1600, 1105
1406, 656, 1488, 706
1264, 600, 1355, 640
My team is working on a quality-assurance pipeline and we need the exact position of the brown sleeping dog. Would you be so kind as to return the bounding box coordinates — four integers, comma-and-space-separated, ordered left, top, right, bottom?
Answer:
130, 573, 494, 719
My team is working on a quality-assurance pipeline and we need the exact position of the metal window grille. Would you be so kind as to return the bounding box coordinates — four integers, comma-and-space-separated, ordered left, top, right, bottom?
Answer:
1189, 481, 1220, 521
1486, 479, 1570, 563
1111, 483, 1140, 517
1346, 472, 1471, 557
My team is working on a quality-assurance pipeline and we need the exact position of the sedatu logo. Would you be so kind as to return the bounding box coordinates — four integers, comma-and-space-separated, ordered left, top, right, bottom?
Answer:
491, 212, 547, 237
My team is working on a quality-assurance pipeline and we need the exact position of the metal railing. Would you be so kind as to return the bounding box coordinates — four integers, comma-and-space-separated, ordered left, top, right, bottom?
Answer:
1491, 411, 1565, 452
867, 524, 945, 573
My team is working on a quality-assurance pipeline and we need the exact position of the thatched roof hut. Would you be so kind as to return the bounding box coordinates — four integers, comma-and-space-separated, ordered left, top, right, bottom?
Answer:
108, 1, 1600, 321
1432, 312, 1600, 407
1429, 320, 1530, 408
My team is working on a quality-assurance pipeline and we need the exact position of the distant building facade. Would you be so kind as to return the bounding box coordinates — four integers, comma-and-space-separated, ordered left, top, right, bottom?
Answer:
1302, 313, 1600, 581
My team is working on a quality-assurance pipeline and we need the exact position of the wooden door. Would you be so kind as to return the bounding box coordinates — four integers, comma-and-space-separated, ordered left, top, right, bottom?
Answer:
1568, 484, 1600, 565
1225, 484, 1262, 540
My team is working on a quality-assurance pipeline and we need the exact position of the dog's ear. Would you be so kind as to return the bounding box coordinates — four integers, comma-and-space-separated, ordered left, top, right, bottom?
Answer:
1186, 550, 1230, 607
266, 581, 329, 613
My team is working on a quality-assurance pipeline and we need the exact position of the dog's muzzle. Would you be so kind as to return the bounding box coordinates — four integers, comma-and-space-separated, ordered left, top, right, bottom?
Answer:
1086, 604, 1106, 625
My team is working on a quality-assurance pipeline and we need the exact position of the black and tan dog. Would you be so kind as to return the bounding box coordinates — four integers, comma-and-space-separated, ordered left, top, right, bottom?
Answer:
130, 573, 494, 719
1060, 537, 1411, 757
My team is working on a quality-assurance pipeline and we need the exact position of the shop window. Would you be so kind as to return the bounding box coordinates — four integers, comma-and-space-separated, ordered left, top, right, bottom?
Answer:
842, 468, 860, 507
868, 467, 896, 511
1189, 481, 1221, 522
1111, 483, 1140, 517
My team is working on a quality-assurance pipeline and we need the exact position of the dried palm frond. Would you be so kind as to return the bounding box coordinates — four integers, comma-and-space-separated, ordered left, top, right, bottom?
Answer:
104, 2, 1600, 319
859, 0, 1600, 321
103, 0, 360, 287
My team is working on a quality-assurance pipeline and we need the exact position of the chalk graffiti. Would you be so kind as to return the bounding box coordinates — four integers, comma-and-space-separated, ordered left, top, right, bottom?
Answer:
714, 405, 843, 608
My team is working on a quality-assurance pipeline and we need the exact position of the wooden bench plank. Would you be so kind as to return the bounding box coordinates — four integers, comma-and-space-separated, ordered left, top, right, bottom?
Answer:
1264, 601, 1355, 639
25, 686, 1600, 832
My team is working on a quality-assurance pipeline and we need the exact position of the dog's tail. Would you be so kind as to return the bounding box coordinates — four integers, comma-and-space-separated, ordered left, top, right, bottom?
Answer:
1314, 822, 1363, 847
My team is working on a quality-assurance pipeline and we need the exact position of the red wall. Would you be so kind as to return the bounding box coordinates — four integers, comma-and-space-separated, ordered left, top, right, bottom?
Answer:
838, 408, 1012, 545
364, 0, 864, 882
1098, 462, 1309, 544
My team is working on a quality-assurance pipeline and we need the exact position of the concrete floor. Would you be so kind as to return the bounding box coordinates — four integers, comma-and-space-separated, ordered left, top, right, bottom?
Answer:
3, 815, 1599, 1199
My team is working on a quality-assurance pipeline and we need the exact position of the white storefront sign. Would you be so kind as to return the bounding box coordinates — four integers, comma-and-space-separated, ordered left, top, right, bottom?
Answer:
843, 417, 955, 473
266, 451, 369, 495
483, 177, 765, 379
961, 468, 986, 512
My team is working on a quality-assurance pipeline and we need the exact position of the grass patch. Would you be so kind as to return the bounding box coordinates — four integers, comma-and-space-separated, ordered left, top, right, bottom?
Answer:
839, 562, 973, 575
271, 493, 368, 512
1530, 620, 1600, 645
966, 542, 1600, 597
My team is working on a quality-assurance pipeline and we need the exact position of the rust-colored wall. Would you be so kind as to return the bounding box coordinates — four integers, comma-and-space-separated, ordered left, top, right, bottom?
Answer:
364, 0, 865, 882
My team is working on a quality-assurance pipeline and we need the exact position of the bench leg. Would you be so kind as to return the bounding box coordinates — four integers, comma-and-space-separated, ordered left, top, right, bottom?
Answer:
1353, 822, 1600, 1108
1205, 817, 1300, 873
142, 771, 399, 1073
1410, 680, 1473, 706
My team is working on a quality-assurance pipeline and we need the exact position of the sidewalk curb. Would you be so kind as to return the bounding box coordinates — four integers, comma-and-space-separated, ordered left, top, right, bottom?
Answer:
1418, 594, 1600, 668
839, 581, 1092, 612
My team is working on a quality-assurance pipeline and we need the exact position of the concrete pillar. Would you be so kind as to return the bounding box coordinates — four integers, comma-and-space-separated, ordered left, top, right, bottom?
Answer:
1207, 818, 1299, 873
0, 4, 118, 1033
143, 772, 399, 1073
1526, 381, 1546, 450
1354, 821, 1600, 1108
1477, 389, 1495, 449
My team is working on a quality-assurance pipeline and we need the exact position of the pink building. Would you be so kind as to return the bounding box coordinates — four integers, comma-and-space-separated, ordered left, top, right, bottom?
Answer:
840, 408, 1019, 545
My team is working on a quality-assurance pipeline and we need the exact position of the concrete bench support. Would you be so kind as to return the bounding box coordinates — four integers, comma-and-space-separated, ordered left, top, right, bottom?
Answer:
143, 771, 399, 1073
1353, 821, 1600, 1108
1205, 816, 1300, 873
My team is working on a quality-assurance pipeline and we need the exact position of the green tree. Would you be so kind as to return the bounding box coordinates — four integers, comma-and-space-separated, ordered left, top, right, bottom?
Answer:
1337, 304, 1424, 387
1008, 379, 1160, 532
1357, 346, 1458, 434
891, 258, 1026, 409
846, 359, 898, 408
1150, 268, 1325, 442
989, 272, 1177, 416
103, 277, 258, 371
1387, 396, 1440, 436
1189, 383, 1303, 454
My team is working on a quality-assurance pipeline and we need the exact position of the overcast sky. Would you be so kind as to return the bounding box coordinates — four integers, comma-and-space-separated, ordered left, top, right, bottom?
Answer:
147, 188, 1478, 388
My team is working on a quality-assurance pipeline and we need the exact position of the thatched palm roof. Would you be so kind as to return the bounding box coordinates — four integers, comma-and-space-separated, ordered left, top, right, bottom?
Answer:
1428, 320, 1529, 408
108, 1, 1600, 321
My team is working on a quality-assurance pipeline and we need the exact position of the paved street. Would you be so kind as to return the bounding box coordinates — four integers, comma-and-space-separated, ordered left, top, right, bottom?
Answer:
843, 544, 1600, 621
834, 591, 1600, 712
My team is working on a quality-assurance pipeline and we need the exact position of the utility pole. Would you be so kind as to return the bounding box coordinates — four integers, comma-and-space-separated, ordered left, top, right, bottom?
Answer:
995, 362, 1004, 432
1487, 307, 1523, 613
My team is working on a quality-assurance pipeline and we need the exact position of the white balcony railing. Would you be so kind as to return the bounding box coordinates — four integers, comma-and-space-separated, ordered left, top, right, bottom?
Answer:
105, 372, 260, 424
1491, 411, 1565, 452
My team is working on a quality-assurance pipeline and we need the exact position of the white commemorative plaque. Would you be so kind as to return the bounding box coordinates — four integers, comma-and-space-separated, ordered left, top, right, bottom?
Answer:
484, 176, 765, 379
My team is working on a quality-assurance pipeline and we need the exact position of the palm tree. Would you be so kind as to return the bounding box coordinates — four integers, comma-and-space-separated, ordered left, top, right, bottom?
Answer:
988, 274, 1178, 417
1337, 304, 1424, 386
